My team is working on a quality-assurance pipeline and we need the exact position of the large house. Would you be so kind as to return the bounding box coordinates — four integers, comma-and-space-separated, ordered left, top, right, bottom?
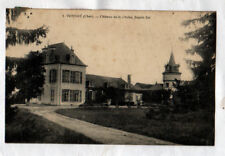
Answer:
39, 42, 87, 105
36, 42, 142, 106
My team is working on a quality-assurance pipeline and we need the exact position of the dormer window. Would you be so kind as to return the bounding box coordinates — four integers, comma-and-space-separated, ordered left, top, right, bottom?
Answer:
66, 54, 70, 62
71, 55, 75, 64
104, 82, 109, 88
55, 55, 59, 63
49, 54, 55, 63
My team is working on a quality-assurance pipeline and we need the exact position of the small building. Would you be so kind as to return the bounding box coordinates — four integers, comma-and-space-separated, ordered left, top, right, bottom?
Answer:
162, 52, 181, 90
86, 74, 127, 103
40, 42, 87, 105
86, 74, 143, 105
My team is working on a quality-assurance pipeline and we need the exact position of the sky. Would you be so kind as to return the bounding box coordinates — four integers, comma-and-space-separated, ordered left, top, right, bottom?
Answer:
6, 9, 204, 84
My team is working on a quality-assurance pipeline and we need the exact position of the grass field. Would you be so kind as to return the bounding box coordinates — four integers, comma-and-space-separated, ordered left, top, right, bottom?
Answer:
5, 108, 99, 144
56, 107, 214, 145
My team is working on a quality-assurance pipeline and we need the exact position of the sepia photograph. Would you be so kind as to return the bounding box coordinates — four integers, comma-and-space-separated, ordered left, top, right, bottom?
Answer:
5, 8, 215, 145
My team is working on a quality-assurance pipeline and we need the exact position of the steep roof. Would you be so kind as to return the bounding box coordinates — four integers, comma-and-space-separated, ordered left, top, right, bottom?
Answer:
86, 74, 128, 88
42, 42, 86, 66
168, 52, 176, 66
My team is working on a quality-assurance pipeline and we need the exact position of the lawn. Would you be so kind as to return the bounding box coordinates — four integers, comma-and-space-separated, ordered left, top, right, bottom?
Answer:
56, 107, 214, 145
5, 108, 99, 144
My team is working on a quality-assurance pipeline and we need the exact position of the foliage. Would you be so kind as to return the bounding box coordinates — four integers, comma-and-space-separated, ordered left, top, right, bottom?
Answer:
173, 84, 199, 112
181, 12, 216, 111
16, 51, 45, 102
104, 87, 124, 105
142, 90, 170, 104
6, 26, 48, 48
87, 87, 125, 105
5, 57, 24, 116
6, 7, 28, 24
6, 8, 48, 48
6, 7, 48, 116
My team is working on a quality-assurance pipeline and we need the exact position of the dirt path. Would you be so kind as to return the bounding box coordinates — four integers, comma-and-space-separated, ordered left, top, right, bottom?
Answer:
17, 105, 176, 145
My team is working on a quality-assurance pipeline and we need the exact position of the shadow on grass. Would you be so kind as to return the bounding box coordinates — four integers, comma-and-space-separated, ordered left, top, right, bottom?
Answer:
5, 108, 100, 144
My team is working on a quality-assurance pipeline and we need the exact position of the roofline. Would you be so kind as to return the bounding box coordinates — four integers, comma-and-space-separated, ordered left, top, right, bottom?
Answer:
43, 62, 87, 67
163, 79, 180, 82
162, 72, 181, 75
86, 74, 125, 80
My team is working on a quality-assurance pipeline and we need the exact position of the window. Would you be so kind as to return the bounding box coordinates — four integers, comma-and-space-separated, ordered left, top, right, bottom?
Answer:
50, 89, 54, 102
49, 53, 55, 62
66, 54, 70, 62
49, 69, 57, 83
62, 70, 82, 84
70, 71, 76, 83
55, 55, 59, 63
79, 72, 82, 84
79, 90, 82, 102
75, 71, 82, 83
70, 90, 82, 102
71, 55, 75, 64
75, 72, 80, 83
62, 70, 70, 82
62, 89, 69, 102
70, 90, 78, 102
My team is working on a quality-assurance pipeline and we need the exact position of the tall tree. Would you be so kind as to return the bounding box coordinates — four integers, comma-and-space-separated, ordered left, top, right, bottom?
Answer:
6, 7, 48, 114
182, 12, 216, 110
16, 51, 45, 102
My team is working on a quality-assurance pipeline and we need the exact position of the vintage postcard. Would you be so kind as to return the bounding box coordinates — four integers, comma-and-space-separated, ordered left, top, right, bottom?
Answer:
5, 8, 215, 145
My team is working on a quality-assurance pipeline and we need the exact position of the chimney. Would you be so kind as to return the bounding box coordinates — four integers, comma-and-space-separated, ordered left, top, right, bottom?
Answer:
127, 74, 131, 89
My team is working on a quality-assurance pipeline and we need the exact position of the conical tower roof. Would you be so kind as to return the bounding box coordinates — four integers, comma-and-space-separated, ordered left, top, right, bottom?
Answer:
168, 52, 176, 66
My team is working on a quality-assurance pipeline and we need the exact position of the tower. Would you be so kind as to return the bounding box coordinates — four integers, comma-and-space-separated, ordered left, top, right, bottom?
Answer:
162, 52, 181, 89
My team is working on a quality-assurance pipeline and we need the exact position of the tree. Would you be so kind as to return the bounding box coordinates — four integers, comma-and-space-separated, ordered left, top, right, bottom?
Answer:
16, 51, 45, 102
6, 7, 48, 116
6, 57, 17, 114
182, 12, 216, 110
6, 7, 48, 48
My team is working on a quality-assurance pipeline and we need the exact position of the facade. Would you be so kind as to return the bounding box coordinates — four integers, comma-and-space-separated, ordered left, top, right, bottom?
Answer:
40, 42, 87, 105
162, 52, 181, 89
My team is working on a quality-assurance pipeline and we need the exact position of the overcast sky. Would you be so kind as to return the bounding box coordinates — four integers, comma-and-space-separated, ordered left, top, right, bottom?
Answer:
6, 9, 204, 84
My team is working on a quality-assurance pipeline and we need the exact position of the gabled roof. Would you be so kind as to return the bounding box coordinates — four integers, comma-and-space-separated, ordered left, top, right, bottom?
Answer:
42, 42, 86, 66
86, 74, 127, 88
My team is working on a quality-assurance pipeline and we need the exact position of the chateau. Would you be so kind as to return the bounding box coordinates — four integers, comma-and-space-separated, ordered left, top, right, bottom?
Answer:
35, 43, 181, 105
